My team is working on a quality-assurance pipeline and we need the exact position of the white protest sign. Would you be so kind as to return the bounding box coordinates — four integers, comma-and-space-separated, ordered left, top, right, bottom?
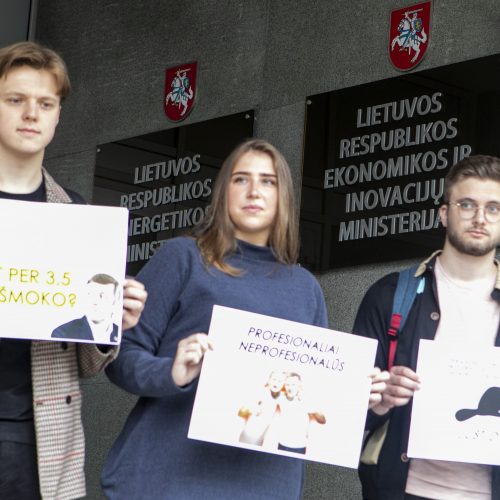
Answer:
188, 305, 377, 468
0, 199, 128, 345
408, 339, 500, 465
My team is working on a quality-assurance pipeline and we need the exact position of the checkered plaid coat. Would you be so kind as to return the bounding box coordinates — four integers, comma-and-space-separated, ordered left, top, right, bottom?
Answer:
32, 170, 118, 499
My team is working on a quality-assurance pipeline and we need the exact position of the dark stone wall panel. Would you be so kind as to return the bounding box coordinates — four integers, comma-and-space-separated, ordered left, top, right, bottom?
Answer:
38, 0, 267, 151
262, 0, 500, 109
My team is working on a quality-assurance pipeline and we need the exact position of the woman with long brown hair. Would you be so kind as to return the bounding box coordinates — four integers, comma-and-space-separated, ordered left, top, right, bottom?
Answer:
101, 139, 328, 499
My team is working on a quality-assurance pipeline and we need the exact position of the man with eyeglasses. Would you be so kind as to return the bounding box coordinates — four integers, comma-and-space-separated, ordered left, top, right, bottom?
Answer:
353, 155, 500, 500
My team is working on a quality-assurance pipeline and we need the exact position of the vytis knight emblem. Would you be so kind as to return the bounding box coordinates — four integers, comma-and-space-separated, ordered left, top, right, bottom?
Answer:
389, 2, 431, 71
164, 62, 197, 121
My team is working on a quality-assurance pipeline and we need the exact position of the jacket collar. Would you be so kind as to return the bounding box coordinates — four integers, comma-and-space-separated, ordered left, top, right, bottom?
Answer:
42, 167, 72, 204
415, 250, 441, 277
415, 249, 500, 294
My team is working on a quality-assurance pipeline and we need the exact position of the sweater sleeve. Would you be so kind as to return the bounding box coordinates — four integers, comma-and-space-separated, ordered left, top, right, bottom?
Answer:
296, 266, 328, 329
105, 239, 192, 397
313, 279, 329, 329
77, 343, 118, 378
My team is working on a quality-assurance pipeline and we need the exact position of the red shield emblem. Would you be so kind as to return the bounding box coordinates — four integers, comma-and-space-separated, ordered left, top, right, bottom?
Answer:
164, 62, 197, 121
389, 2, 431, 71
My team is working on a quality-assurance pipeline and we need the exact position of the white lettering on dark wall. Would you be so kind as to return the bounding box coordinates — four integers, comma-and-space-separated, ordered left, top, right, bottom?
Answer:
355, 92, 443, 128
324, 149, 449, 188
345, 178, 444, 214
338, 209, 441, 241
321, 91, 472, 242
126, 152, 209, 262
128, 207, 209, 236
338, 118, 458, 159
120, 178, 212, 210
133, 154, 201, 184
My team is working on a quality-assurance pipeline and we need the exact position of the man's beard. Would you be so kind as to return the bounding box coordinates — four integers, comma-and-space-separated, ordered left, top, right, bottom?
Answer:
447, 225, 498, 257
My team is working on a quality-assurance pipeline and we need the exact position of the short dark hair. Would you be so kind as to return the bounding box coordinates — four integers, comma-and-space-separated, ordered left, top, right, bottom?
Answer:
88, 273, 119, 293
0, 41, 71, 100
444, 155, 500, 203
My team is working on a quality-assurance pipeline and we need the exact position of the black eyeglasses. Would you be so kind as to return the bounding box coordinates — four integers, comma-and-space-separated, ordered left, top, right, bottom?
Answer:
448, 200, 500, 223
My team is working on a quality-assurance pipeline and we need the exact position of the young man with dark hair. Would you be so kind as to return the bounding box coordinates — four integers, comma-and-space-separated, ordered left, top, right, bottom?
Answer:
52, 274, 121, 342
0, 41, 147, 499
354, 155, 500, 499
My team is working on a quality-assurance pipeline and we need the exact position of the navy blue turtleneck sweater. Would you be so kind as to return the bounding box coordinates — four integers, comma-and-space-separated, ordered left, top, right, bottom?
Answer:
102, 236, 327, 500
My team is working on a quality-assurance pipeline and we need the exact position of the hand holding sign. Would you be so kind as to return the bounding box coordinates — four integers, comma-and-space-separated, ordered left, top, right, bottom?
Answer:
368, 368, 390, 409
372, 365, 421, 415
172, 333, 213, 387
122, 278, 147, 331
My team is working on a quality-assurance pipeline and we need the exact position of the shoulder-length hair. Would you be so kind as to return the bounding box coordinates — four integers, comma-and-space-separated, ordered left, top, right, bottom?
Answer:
193, 138, 299, 275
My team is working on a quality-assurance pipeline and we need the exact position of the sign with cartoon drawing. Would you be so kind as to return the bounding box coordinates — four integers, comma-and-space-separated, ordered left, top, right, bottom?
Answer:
0, 200, 128, 345
188, 306, 377, 467
408, 340, 500, 465
389, 1, 431, 71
